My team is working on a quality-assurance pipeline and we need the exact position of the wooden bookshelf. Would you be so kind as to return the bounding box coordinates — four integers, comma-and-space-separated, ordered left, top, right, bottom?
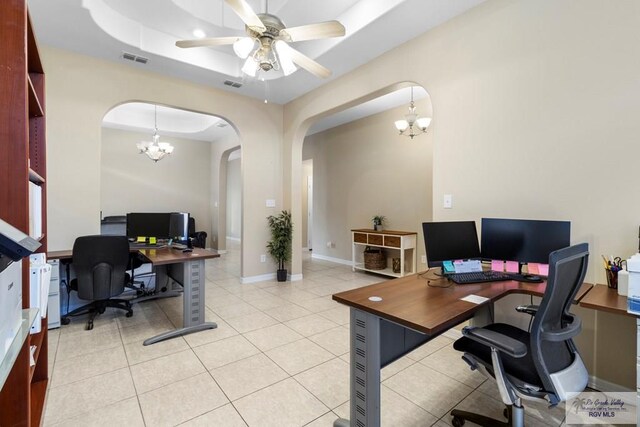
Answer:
0, 1, 49, 425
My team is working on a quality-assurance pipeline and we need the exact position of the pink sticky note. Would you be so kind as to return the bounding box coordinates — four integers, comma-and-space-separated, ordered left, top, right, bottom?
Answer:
505, 261, 519, 273
538, 264, 549, 276
528, 263, 540, 274
491, 260, 504, 272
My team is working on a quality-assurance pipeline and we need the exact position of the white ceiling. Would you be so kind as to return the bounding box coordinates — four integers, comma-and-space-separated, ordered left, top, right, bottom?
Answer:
28, 0, 485, 105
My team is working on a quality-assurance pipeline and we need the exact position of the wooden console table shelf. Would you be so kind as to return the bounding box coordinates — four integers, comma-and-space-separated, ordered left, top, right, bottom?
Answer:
351, 229, 417, 278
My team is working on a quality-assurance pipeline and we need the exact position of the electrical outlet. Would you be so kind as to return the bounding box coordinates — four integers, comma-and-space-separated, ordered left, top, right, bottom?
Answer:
421, 255, 427, 264
326, 241, 332, 248
260, 254, 266, 262
266, 199, 276, 208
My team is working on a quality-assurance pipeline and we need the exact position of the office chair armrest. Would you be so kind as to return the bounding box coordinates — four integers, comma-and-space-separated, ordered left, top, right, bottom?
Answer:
462, 326, 528, 358
540, 314, 582, 342
515, 304, 539, 316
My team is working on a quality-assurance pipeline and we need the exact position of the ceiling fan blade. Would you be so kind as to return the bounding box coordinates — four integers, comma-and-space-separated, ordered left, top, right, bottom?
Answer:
280, 20, 345, 42
176, 37, 240, 49
225, 0, 266, 33
286, 44, 331, 78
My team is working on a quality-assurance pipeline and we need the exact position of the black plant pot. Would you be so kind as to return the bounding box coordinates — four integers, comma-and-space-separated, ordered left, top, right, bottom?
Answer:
276, 269, 287, 282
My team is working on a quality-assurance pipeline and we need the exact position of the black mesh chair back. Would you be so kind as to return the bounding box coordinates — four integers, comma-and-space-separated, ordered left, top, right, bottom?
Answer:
72, 235, 130, 301
530, 242, 589, 399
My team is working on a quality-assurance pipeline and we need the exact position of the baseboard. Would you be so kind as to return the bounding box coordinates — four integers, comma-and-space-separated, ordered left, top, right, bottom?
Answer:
311, 253, 352, 266
289, 273, 303, 282
588, 375, 634, 392
226, 236, 241, 242
241, 273, 275, 284
216, 249, 228, 254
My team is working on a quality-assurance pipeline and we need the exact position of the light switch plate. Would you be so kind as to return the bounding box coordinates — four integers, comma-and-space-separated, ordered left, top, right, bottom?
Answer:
443, 194, 453, 209
266, 199, 276, 208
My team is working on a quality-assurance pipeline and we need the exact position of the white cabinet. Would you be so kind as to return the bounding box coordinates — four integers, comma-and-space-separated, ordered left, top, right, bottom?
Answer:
47, 260, 60, 329
351, 229, 417, 278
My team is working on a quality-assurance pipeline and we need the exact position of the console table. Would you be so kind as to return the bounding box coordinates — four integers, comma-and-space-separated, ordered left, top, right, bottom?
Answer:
351, 229, 417, 278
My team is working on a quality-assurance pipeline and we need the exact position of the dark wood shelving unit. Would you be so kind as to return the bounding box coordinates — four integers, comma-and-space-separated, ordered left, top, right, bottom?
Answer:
0, 1, 49, 425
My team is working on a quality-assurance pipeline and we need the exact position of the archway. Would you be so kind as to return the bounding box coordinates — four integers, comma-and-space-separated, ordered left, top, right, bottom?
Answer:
286, 82, 434, 279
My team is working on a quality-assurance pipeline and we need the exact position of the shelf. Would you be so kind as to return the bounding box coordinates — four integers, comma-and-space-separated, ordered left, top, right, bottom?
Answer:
28, 327, 45, 382
26, 13, 43, 74
28, 168, 45, 184
0, 309, 39, 392
27, 75, 44, 118
353, 263, 403, 278
30, 379, 47, 426
353, 242, 403, 250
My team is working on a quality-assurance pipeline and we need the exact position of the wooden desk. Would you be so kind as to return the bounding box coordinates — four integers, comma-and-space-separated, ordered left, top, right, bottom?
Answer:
47, 247, 220, 345
332, 275, 592, 427
579, 284, 639, 425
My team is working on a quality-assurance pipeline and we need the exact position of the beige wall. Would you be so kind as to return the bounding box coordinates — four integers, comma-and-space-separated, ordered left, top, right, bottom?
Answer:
301, 159, 312, 249
226, 157, 241, 240
43, 46, 282, 278
100, 127, 212, 237
303, 101, 433, 263
284, 0, 640, 390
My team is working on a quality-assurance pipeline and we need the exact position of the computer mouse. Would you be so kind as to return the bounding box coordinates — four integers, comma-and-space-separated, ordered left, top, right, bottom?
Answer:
524, 274, 542, 282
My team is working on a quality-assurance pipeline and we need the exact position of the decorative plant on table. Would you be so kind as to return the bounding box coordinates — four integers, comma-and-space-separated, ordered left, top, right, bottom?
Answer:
372, 215, 386, 231
267, 210, 293, 282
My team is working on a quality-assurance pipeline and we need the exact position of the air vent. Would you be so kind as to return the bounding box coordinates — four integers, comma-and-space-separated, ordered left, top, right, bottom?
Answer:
223, 80, 242, 88
215, 122, 228, 128
121, 51, 149, 64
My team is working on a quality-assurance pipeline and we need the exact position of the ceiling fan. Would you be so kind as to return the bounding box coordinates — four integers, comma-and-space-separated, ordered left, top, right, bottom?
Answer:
175, 0, 345, 79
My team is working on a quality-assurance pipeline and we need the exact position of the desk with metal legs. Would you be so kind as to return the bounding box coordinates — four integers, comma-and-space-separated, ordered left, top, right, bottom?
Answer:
48, 247, 220, 346
332, 274, 592, 427
135, 248, 219, 345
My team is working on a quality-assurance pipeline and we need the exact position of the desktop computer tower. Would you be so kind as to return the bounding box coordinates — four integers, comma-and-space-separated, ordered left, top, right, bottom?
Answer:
0, 259, 23, 360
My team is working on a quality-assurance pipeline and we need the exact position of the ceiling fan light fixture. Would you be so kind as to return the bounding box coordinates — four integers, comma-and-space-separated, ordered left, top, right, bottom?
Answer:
242, 56, 258, 76
233, 37, 255, 58
274, 40, 296, 76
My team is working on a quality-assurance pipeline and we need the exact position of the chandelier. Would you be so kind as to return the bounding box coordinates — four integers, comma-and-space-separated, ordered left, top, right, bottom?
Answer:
394, 87, 432, 139
136, 105, 174, 162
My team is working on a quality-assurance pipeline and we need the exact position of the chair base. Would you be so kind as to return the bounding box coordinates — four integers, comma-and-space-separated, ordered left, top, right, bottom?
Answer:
61, 298, 133, 330
451, 404, 524, 427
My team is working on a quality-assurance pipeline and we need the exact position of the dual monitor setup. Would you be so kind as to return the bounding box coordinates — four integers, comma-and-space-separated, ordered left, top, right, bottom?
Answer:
422, 218, 570, 281
126, 212, 190, 245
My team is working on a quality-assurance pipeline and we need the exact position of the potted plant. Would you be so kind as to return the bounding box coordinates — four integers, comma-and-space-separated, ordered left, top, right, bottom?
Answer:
266, 210, 293, 282
372, 215, 386, 231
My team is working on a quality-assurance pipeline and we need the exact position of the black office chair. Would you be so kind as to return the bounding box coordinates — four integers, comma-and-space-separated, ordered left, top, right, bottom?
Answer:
188, 217, 207, 248
61, 235, 133, 330
450, 243, 589, 427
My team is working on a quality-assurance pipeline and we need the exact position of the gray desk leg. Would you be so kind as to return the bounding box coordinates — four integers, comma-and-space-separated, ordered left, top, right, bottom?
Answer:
335, 308, 381, 427
143, 259, 217, 345
469, 302, 493, 328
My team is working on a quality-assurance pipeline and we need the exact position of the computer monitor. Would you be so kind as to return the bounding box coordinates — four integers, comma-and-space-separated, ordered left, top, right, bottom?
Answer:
169, 212, 190, 242
422, 221, 481, 268
126, 213, 171, 239
481, 218, 570, 264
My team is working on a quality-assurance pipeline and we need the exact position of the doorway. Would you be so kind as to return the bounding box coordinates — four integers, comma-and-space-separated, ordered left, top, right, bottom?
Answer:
302, 159, 313, 251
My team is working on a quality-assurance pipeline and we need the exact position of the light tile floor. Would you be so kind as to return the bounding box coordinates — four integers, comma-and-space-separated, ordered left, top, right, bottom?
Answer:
43, 244, 566, 426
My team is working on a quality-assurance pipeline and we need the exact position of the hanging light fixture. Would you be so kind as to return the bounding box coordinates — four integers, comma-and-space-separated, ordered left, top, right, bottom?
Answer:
394, 87, 432, 139
136, 105, 174, 162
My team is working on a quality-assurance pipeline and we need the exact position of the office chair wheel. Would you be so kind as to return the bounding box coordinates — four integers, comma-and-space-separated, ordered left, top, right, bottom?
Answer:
61, 317, 70, 325
452, 416, 465, 427
161, 286, 167, 292
126, 311, 133, 318
86, 320, 94, 330
503, 408, 509, 419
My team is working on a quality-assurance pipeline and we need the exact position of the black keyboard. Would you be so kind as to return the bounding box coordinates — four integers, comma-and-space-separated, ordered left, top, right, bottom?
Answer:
448, 271, 513, 284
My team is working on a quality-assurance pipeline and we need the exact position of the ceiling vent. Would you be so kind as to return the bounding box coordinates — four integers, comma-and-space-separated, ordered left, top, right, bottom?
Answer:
223, 80, 242, 88
215, 122, 228, 128
121, 51, 149, 64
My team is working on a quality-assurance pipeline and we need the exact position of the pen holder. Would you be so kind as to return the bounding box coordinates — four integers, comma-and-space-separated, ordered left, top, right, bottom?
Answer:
605, 268, 618, 289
